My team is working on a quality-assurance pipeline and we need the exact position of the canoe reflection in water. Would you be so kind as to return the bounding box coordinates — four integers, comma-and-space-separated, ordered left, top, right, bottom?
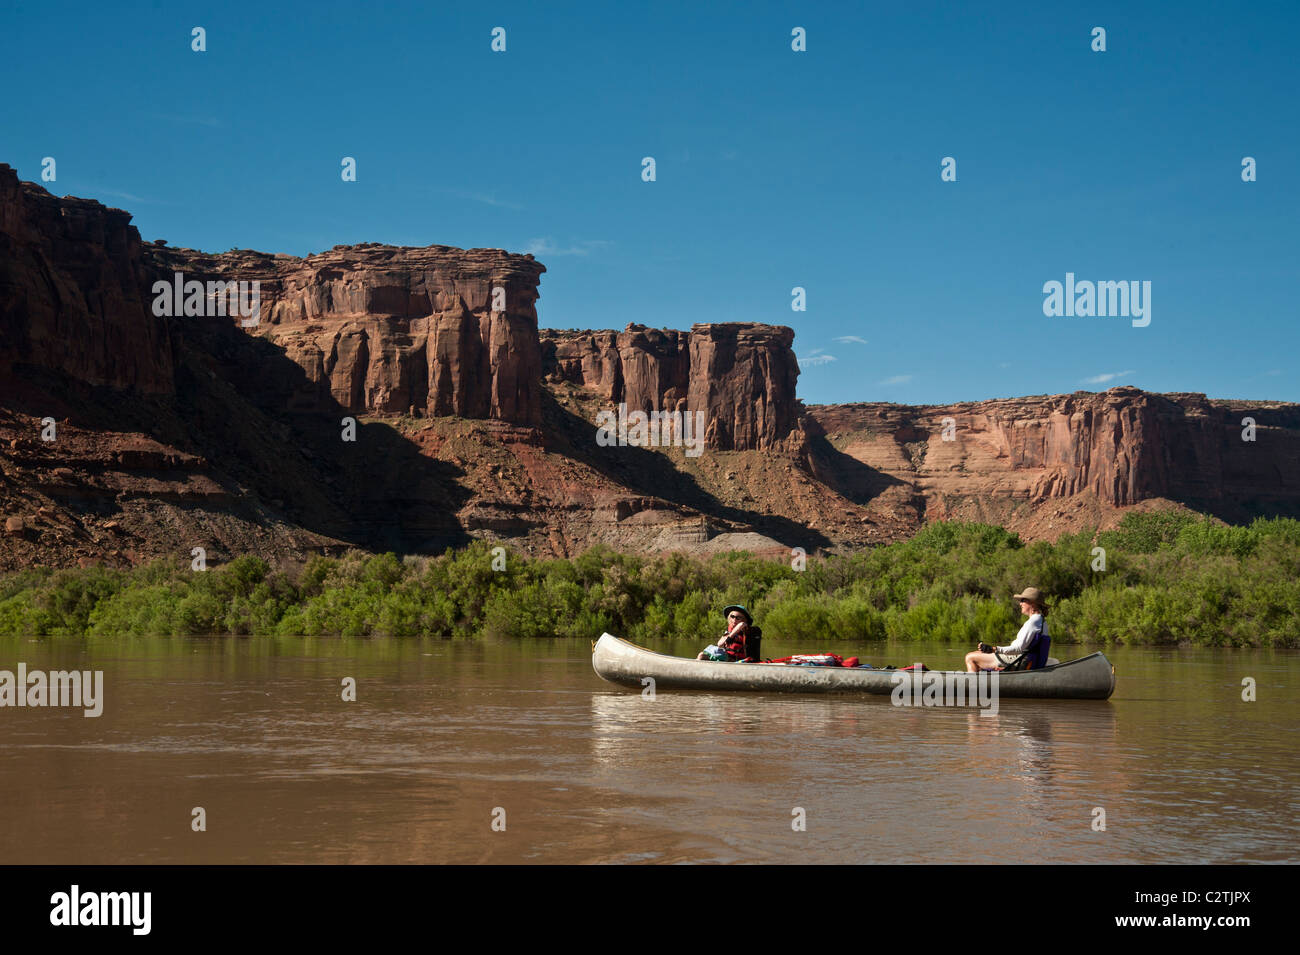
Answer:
585, 678, 1122, 863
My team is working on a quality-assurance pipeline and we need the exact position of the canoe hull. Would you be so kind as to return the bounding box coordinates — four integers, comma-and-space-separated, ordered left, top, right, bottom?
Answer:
591, 633, 1115, 701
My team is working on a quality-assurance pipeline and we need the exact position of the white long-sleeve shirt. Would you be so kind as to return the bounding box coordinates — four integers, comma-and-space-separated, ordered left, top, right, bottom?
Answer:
998, 614, 1047, 654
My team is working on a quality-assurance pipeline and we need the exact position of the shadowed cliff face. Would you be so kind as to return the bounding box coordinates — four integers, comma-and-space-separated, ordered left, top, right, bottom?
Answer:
0, 165, 174, 393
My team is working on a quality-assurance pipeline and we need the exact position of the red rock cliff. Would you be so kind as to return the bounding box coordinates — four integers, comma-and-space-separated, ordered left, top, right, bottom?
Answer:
145, 242, 547, 425
689, 323, 800, 452
0, 164, 173, 393
806, 387, 1300, 518
541, 322, 801, 451
5, 167, 1296, 566
0, 167, 547, 426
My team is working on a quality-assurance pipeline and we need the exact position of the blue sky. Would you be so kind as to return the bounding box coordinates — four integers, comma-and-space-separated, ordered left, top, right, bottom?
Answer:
2, 0, 1296, 405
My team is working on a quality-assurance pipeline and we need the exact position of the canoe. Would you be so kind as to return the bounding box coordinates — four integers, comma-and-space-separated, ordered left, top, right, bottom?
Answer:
591, 633, 1116, 701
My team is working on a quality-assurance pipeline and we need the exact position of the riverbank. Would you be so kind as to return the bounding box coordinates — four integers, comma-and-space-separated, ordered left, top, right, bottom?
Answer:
1, 514, 1296, 646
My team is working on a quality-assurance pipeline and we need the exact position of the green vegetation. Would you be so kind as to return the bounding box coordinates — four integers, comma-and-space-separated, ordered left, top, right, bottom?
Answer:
1, 514, 1297, 646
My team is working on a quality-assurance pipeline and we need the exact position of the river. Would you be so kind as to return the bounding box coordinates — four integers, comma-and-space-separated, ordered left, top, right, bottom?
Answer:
0, 635, 1295, 864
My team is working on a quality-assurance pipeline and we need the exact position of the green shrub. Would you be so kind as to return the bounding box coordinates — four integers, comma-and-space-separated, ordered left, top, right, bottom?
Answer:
0, 515, 1294, 646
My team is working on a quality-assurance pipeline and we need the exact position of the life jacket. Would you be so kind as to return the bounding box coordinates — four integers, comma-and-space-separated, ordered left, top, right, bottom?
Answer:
720, 625, 761, 661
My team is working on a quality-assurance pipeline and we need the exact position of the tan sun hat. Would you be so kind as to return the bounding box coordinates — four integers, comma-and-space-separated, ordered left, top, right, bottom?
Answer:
1013, 587, 1047, 609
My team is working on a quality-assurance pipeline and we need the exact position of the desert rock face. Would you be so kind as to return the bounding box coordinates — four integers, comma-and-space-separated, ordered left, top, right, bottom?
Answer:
546, 329, 623, 399
542, 323, 801, 451
0, 168, 547, 426
1, 166, 1298, 569
687, 323, 800, 452
543, 325, 690, 412
145, 242, 547, 426
806, 388, 1300, 519
0, 164, 174, 393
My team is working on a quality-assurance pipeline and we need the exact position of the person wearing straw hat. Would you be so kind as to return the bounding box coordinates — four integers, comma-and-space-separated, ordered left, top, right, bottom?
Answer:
965, 587, 1050, 672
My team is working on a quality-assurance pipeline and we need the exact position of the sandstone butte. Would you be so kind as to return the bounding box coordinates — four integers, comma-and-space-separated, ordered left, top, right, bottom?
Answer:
1, 162, 1297, 570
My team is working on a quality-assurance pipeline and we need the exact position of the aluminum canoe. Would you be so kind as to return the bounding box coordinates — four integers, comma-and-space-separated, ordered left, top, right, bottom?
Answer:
591, 633, 1116, 700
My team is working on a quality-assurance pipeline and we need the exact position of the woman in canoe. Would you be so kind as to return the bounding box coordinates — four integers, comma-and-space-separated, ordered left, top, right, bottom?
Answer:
964, 587, 1050, 672
697, 605, 756, 662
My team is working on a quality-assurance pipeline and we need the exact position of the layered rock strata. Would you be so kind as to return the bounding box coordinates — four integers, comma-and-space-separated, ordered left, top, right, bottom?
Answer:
145, 242, 547, 426
541, 323, 802, 451
2, 165, 1298, 569
806, 388, 1300, 514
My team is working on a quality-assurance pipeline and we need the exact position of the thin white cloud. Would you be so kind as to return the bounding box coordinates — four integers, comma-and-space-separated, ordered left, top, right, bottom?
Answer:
97, 188, 148, 203
879, 374, 912, 386
833, 335, 868, 345
799, 353, 837, 367
523, 237, 611, 257
447, 189, 524, 210
69, 183, 163, 205
1082, 369, 1135, 385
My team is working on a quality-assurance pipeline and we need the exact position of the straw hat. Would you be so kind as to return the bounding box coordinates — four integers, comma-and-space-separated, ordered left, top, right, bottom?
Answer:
1013, 587, 1048, 609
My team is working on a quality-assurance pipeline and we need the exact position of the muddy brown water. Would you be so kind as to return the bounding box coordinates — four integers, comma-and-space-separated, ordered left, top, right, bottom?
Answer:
0, 635, 1295, 864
